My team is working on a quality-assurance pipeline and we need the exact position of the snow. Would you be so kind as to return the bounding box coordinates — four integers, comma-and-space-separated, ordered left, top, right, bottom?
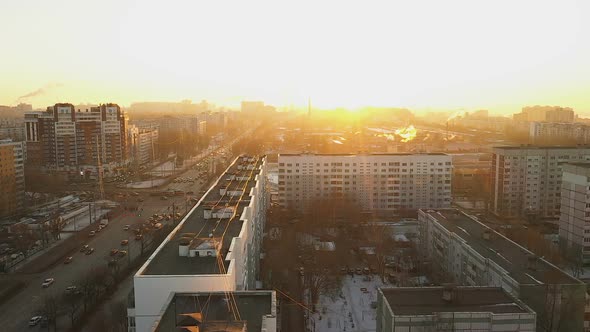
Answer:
308, 275, 387, 332
125, 179, 167, 189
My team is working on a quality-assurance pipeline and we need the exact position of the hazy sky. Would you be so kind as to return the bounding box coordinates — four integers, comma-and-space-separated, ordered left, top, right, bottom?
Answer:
1, 0, 590, 115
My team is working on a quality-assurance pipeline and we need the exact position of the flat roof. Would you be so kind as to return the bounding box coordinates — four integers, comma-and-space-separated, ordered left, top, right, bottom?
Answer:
142, 157, 263, 275
381, 287, 530, 315
279, 152, 449, 156
423, 209, 580, 285
493, 145, 589, 150
153, 291, 274, 332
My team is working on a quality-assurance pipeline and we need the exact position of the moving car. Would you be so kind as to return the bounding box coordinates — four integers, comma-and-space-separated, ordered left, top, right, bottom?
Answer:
64, 256, 73, 264
65, 286, 81, 295
89, 231, 96, 237
29, 316, 43, 326
110, 249, 119, 256
118, 250, 127, 257
85, 248, 95, 255
41, 278, 55, 288
80, 244, 89, 252
135, 234, 143, 241
120, 239, 129, 246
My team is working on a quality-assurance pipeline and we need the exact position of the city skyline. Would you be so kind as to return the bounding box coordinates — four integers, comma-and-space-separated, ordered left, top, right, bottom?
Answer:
1, 0, 590, 115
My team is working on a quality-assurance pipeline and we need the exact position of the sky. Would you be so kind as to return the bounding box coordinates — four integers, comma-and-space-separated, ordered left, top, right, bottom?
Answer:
1, 0, 590, 115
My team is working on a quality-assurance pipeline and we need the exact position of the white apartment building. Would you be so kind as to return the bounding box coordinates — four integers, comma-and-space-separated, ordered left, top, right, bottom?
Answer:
530, 122, 590, 144
419, 209, 586, 331
377, 286, 536, 332
278, 153, 452, 212
491, 146, 590, 219
130, 155, 273, 332
559, 163, 590, 263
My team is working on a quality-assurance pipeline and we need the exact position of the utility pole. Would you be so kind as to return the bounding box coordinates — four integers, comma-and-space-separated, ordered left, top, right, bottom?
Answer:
172, 202, 176, 225
89, 203, 92, 225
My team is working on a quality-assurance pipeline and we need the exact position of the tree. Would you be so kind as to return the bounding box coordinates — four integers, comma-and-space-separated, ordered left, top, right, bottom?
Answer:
36, 294, 59, 332
63, 291, 82, 327
304, 264, 342, 308
109, 300, 129, 332
78, 269, 99, 314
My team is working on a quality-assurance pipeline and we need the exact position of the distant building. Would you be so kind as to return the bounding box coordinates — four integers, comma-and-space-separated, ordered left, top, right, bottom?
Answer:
128, 124, 159, 165
559, 163, 590, 264
490, 146, 590, 219
514, 106, 574, 123
419, 209, 586, 331
0, 119, 25, 141
24, 103, 129, 179
530, 122, 590, 144
146, 291, 276, 332
278, 153, 452, 212
377, 286, 536, 332
0, 139, 26, 218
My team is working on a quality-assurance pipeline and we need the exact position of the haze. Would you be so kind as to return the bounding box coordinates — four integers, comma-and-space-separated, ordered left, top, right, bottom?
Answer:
1, 0, 590, 114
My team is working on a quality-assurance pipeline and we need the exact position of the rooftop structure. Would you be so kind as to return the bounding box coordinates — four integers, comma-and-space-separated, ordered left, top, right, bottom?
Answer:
377, 286, 536, 332
419, 209, 586, 331
151, 291, 276, 332
132, 155, 269, 332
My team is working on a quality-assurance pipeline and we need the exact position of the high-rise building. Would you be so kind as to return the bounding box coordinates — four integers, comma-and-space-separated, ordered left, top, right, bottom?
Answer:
377, 286, 536, 332
128, 124, 159, 165
277, 153, 452, 212
24, 103, 129, 179
559, 163, 590, 264
514, 106, 575, 123
419, 209, 586, 331
0, 139, 26, 218
129, 155, 269, 331
490, 146, 590, 219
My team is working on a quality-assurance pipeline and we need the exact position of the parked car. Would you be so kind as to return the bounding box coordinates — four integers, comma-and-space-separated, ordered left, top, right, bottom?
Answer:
41, 278, 55, 288
89, 231, 96, 237
161, 196, 168, 200
65, 286, 81, 295
135, 234, 143, 241
120, 239, 129, 246
80, 244, 89, 252
29, 316, 43, 326
85, 248, 95, 255
123, 225, 130, 231
355, 268, 363, 275
64, 256, 73, 264
118, 250, 127, 258
110, 249, 119, 256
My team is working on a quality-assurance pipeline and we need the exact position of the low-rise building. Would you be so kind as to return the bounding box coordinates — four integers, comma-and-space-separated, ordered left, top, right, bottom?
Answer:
149, 291, 276, 332
419, 209, 586, 331
377, 286, 536, 332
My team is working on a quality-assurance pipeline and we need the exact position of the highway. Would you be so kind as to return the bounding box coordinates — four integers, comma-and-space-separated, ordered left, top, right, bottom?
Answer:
0, 152, 230, 331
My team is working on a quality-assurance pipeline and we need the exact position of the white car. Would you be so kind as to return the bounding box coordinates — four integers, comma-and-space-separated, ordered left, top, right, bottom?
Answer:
41, 278, 55, 288
29, 316, 43, 326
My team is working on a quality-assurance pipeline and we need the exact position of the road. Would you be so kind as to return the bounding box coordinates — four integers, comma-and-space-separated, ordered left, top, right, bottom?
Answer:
0, 158, 227, 331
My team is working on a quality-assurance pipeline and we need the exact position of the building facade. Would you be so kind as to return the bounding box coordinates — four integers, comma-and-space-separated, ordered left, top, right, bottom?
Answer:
377, 286, 536, 332
559, 163, 590, 264
514, 106, 575, 123
128, 124, 159, 165
419, 209, 586, 331
24, 103, 129, 179
530, 122, 590, 144
277, 153, 452, 212
0, 139, 26, 218
490, 146, 590, 219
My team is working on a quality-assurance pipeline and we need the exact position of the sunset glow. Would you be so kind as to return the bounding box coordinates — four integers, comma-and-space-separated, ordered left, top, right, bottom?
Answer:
1, 0, 590, 114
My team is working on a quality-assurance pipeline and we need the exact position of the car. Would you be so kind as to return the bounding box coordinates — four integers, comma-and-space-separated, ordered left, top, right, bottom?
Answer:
89, 231, 96, 237
355, 268, 363, 275
85, 248, 95, 255
80, 244, 89, 252
131, 192, 139, 196
135, 234, 143, 241
64, 256, 73, 264
96, 227, 102, 233
363, 267, 370, 274
65, 286, 81, 295
340, 268, 347, 275
161, 196, 168, 200
118, 250, 127, 257
123, 225, 130, 231
29, 316, 43, 326
120, 239, 129, 246
42, 278, 55, 288
110, 249, 119, 256
137, 198, 144, 202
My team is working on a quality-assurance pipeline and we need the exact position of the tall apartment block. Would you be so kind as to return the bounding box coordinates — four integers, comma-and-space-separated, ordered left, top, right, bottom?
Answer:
277, 153, 452, 212
419, 209, 586, 331
559, 163, 590, 264
24, 103, 129, 179
0, 139, 26, 218
490, 146, 590, 219
129, 155, 274, 332
128, 124, 159, 165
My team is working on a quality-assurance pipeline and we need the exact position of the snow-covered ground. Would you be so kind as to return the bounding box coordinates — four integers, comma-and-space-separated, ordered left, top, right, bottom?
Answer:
308, 275, 386, 332
125, 178, 167, 189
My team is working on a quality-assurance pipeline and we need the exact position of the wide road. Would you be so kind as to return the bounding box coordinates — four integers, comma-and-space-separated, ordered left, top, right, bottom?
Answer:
0, 158, 228, 331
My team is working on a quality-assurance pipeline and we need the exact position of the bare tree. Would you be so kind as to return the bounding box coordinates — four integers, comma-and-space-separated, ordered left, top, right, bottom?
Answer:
109, 300, 129, 332
36, 294, 60, 332
62, 291, 81, 328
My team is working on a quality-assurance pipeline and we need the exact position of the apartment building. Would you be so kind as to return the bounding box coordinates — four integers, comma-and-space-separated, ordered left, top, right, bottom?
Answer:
128, 124, 159, 165
130, 155, 270, 332
530, 122, 590, 144
277, 153, 452, 212
24, 103, 129, 178
419, 209, 586, 331
377, 286, 536, 332
490, 146, 590, 219
514, 106, 575, 123
149, 291, 276, 332
0, 139, 26, 218
559, 163, 590, 264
